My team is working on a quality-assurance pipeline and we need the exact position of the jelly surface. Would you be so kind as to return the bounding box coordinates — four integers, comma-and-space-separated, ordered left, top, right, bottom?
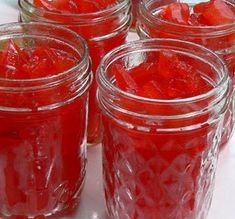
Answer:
159, 0, 235, 26
0, 40, 76, 79
102, 51, 220, 219
34, 0, 117, 13
0, 40, 87, 217
112, 51, 213, 99
143, 0, 235, 60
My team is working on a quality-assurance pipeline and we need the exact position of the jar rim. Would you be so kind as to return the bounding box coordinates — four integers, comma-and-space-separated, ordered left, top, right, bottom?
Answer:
19, 0, 131, 24
139, 0, 235, 36
97, 38, 229, 105
0, 22, 89, 85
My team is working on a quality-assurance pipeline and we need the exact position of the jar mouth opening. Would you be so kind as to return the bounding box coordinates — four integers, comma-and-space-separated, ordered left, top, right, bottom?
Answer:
98, 38, 229, 105
0, 22, 89, 84
140, 0, 235, 34
19, 0, 130, 23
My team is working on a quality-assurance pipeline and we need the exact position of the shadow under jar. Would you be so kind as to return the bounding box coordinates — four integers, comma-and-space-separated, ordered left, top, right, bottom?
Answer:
97, 39, 230, 219
136, 0, 235, 149
0, 22, 92, 218
18, 0, 132, 145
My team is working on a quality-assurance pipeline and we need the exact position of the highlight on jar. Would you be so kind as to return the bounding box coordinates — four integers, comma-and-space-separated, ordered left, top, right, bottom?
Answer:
0, 22, 92, 218
97, 39, 230, 219
136, 0, 235, 149
18, 0, 132, 145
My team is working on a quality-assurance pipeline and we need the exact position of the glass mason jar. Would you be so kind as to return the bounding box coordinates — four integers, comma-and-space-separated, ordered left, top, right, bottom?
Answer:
19, 0, 132, 145
0, 23, 92, 218
136, 0, 235, 149
97, 39, 230, 219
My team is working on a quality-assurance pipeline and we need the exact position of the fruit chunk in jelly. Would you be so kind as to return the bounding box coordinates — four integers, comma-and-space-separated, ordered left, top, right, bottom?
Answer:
160, 3, 190, 25
0, 40, 76, 79
196, 0, 235, 25
34, 0, 117, 13
159, 0, 235, 26
112, 51, 212, 100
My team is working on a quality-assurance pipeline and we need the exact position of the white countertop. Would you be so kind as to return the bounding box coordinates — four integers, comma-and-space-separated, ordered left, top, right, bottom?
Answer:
0, 1, 235, 218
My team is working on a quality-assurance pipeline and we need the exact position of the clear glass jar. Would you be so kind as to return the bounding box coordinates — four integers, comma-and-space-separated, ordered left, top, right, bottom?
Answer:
97, 39, 230, 219
0, 22, 92, 218
19, 0, 132, 145
136, 0, 235, 149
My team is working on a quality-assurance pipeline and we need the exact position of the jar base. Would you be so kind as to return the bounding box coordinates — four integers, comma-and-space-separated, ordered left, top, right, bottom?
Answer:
0, 178, 86, 219
0, 200, 79, 219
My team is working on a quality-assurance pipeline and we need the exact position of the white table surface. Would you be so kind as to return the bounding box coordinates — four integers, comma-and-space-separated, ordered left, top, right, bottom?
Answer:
0, 1, 235, 218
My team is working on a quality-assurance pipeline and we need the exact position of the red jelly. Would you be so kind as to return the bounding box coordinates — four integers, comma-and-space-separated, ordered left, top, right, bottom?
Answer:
112, 52, 213, 99
137, 0, 235, 148
0, 41, 76, 79
34, 0, 117, 13
19, 0, 131, 144
0, 23, 92, 217
97, 39, 229, 219
159, 0, 235, 25
131, 0, 139, 29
